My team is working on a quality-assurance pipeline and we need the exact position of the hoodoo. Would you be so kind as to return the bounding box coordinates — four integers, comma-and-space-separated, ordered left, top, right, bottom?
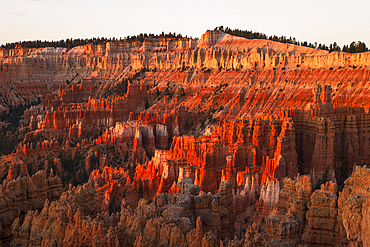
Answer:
0, 30, 370, 246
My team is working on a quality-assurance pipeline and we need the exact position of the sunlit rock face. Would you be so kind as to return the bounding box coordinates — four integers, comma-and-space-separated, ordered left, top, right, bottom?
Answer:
1, 30, 370, 246
1, 30, 370, 110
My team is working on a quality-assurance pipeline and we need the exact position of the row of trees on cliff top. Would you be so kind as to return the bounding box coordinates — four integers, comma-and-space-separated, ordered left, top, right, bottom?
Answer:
214, 26, 369, 53
0, 32, 186, 50
1, 28, 368, 53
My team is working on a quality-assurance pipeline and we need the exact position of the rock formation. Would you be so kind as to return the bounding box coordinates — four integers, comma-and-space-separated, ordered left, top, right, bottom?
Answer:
1, 29, 370, 246
11, 181, 105, 247
10, 178, 237, 246
264, 208, 302, 246
302, 181, 340, 245
338, 165, 370, 246
0, 170, 63, 245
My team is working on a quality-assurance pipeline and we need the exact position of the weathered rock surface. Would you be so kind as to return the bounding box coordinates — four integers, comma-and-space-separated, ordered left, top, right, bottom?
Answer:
1, 30, 370, 114
0, 170, 63, 245
277, 175, 312, 222
10, 178, 237, 246
264, 208, 302, 246
2, 30, 370, 247
302, 181, 340, 245
11, 181, 108, 247
338, 165, 370, 247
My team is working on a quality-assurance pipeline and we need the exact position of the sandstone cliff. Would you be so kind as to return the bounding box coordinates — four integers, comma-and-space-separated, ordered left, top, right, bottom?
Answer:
0, 170, 63, 245
10, 178, 237, 247
1, 30, 370, 246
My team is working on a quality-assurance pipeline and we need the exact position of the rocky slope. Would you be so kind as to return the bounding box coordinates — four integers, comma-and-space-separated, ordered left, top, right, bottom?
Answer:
1, 30, 370, 246
0, 170, 63, 245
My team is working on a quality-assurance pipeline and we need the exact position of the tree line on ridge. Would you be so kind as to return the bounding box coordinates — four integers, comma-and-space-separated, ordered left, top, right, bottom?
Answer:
214, 26, 368, 53
1, 28, 368, 54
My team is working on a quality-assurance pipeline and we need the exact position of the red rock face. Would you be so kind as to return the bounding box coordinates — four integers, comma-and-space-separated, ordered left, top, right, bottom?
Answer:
9, 178, 236, 246
302, 181, 340, 245
1, 31, 370, 110
283, 86, 370, 187
2, 30, 370, 246
0, 170, 63, 245
38, 82, 147, 132
338, 166, 370, 246
114, 115, 300, 203
11, 182, 108, 247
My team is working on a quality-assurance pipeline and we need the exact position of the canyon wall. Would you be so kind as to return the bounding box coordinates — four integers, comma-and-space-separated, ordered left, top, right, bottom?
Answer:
1, 30, 370, 114
1, 30, 370, 246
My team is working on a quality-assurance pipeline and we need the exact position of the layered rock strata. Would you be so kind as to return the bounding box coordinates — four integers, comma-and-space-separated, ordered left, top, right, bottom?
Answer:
1, 30, 370, 247
0, 170, 63, 245
302, 181, 340, 245
10, 178, 237, 247
338, 165, 370, 246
